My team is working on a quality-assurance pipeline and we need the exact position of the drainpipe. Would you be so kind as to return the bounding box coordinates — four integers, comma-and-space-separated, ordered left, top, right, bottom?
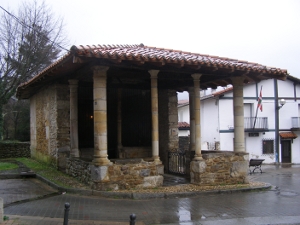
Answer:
274, 79, 279, 163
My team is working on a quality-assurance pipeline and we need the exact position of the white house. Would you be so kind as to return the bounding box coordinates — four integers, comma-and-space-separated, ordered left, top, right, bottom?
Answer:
178, 75, 300, 164
178, 100, 190, 136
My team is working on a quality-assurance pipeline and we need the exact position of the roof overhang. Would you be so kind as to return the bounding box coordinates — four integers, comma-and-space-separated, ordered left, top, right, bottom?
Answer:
16, 44, 288, 99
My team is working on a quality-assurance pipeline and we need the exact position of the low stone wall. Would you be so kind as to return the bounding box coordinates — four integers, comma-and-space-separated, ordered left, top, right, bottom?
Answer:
66, 158, 164, 191
66, 158, 92, 185
190, 151, 249, 185
0, 142, 30, 158
91, 159, 164, 191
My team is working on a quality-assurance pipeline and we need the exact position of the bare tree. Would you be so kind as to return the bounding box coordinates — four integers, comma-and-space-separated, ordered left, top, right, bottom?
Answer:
0, 0, 69, 139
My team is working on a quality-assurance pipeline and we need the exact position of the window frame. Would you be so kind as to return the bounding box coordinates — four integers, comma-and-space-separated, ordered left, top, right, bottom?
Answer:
262, 139, 274, 155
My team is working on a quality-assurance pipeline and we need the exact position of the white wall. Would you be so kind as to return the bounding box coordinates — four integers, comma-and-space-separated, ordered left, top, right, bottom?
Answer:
178, 130, 190, 137
201, 97, 220, 145
178, 78, 300, 164
178, 104, 189, 122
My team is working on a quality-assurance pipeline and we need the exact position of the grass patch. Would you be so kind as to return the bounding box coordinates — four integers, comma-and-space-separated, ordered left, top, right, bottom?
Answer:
0, 162, 19, 171
15, 158, 89, 189
0, 140, 20, 144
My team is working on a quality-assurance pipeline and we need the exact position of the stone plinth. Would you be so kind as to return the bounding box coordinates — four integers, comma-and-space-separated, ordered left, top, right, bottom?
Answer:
190, 151, 249, 185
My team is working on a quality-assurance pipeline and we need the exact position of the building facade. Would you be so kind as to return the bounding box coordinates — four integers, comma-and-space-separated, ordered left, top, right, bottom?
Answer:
179, 75, 300, 164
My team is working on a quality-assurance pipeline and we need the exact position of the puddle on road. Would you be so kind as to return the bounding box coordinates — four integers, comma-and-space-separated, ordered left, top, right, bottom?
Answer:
279, 191, 298, 197
178, 208, 191, 222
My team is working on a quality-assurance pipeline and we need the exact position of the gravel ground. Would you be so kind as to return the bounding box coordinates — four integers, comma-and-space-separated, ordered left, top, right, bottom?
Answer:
113, 181, 267, 193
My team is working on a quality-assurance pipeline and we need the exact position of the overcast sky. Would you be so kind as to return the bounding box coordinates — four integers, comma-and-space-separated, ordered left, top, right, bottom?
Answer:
1, 0, 300, 99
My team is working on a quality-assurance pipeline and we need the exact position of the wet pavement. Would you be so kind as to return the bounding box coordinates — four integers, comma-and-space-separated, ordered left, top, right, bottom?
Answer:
1, 164, 300, 225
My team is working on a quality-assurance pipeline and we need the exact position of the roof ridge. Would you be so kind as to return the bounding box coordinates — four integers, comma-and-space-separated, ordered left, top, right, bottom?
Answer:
70, 44, 287, 70
71, 44, 143, 51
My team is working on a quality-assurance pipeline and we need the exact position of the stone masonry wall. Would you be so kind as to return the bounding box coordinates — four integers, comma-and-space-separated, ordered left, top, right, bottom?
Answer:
190, 151, 249, 185
66, 158, 164, 190
66, 158, 91, 185
179, 136, 190, 152
168, 90, 179, 151
92, 159, 164, 191
159, 89, 178, 171
56, 84, 70, 171
0, 142, 30, 158
34, 85, 56, 165
31, 83, 70, 168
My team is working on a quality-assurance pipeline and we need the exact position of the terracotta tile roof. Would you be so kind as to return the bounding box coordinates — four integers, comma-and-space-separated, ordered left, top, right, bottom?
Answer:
279, 132, 298, 139
16, 44, 288, 99
212, 87, 233, 97
178, 99, 189, 106
71, 44, 287, 74
178, 122, 190, 128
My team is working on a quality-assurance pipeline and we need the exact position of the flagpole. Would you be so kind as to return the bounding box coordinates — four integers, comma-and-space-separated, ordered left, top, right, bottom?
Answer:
253, 103, 259, 129
253, 86, 263, 129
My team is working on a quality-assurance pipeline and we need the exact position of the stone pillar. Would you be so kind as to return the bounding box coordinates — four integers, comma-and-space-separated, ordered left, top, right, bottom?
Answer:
69, 79, 79, 158
149, 70, 161, 163
188, 87, 195, 152
117, 88, 123, 158
191, 74, 203, 161
231, 76, 245, 152
92, 66, 111, 166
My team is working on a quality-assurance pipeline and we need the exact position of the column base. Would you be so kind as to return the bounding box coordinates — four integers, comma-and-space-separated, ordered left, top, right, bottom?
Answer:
193, 154, 203, 161
152, 156, 162, 165
70, 148, 80, 158
92, 157, 112, 166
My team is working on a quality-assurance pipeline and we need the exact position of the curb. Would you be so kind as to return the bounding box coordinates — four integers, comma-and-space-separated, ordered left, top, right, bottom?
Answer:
1, 160, 272, 200
35, 174, 272, 199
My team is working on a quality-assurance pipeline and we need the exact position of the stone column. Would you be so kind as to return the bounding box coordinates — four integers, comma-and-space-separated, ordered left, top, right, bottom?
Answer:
92, 66, 111, 166
191, 74, 203, 161
231, 76, 245, 152
69, 79, 79, 158
117, 88, 123, 158
149, 70, 161, 163
188, 87, 195, 152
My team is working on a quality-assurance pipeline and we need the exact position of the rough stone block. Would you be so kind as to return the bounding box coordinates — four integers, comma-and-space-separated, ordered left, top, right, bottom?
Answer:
139, 175, 163, 188
91, 165, 109, 181
156, 164, 164, 175
140, 169, 150, 177
230, 161, 248, 177
190, 160, 206, 173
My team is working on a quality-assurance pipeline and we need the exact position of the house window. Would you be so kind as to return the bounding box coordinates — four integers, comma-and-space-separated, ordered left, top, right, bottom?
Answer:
262, 139, 274, 154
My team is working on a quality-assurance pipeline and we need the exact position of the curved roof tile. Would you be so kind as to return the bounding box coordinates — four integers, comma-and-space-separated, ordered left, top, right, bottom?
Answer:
17, 44, 288, 98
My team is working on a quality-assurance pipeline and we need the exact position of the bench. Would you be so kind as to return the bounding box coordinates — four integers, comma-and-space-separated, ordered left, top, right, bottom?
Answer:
249, 159, 265, 174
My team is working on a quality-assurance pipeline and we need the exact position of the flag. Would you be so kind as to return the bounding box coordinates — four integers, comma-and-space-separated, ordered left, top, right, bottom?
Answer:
257, 86, 263, 112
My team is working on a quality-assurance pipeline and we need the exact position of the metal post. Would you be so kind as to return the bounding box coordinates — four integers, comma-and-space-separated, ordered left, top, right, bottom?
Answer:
274, 79, 280, 163
130, 213, 136, 225
63, 202, 70, 225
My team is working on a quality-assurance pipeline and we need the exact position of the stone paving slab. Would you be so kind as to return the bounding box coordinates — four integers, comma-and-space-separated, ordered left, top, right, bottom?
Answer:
1, 164, 300, 225
0, 179, 58, 206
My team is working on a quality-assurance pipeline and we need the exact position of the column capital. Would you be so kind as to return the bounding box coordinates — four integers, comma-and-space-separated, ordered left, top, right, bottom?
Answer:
92, 66, 109, 77
191, 73, 202, 80
231, 76, 245, 86
149, 70, 159, 79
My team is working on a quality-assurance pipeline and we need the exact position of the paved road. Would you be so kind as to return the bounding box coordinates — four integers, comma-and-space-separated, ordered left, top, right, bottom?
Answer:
1, 164, 300, 225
